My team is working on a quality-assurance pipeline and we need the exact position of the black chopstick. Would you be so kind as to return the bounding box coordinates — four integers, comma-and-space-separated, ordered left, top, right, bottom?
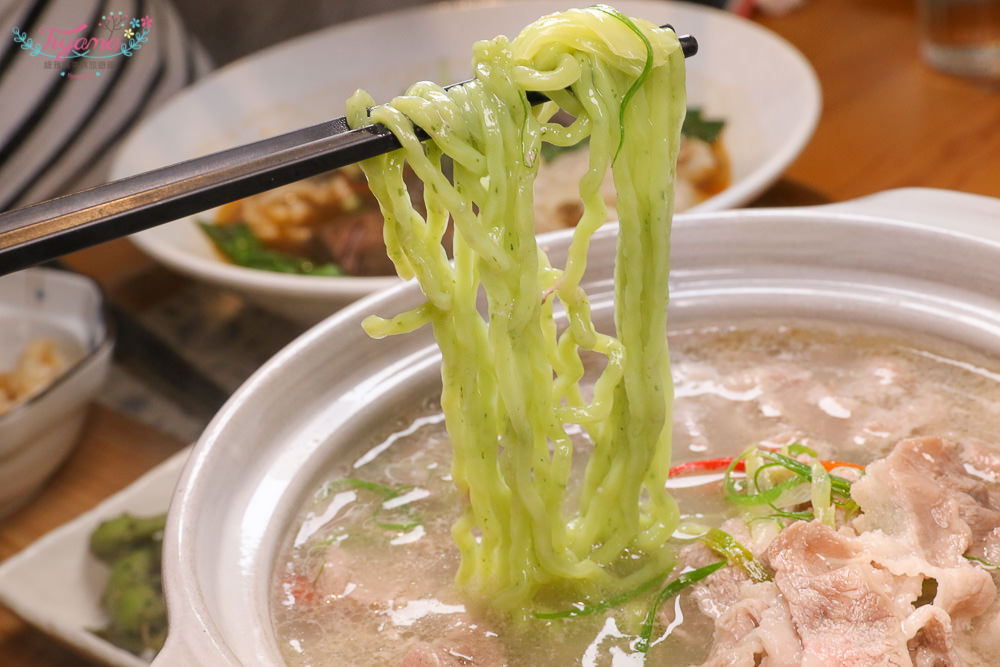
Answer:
0, 33, 696, 276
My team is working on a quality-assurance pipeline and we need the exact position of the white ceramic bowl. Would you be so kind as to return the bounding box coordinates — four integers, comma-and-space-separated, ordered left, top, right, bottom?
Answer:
110, 0, 820, 325
0, 268, 113, 516
153, 188, 1000, 665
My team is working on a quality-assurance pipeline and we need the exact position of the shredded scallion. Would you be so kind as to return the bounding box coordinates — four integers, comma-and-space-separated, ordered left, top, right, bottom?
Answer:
699, 528, 771, 583
636, 561, 726, 652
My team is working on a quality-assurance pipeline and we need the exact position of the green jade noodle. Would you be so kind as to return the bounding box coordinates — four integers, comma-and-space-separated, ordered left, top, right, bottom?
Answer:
347, 5, 686, 614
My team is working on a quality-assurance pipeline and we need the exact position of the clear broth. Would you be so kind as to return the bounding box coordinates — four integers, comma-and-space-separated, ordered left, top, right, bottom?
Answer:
272, 319, 1000, 666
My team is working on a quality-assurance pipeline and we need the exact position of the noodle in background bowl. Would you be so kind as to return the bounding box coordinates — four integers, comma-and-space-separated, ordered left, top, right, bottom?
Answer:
109, 0, 820, 326
153, 188, 1000, 665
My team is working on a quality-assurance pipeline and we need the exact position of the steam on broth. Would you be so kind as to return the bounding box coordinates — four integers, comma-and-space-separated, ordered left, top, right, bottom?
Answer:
272, 5, 1000, 666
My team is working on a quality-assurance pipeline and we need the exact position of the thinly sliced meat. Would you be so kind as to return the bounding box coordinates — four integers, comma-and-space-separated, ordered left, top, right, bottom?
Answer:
682, 520, 802, 667
852, 437, 998, 619
905, 605, 961, 667
765, 520, 918, 666
695, 579, 802, 667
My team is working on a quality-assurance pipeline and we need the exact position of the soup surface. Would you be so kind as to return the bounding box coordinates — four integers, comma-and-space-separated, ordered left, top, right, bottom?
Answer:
271, 320, 1000, 666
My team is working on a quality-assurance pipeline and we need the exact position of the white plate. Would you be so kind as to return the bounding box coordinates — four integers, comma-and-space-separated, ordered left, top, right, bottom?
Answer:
0, 447, 190, 667
110, 0, 820, 324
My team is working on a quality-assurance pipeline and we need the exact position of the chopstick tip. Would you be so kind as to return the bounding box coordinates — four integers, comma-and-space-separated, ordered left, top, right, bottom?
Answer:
680, 34, 698, 58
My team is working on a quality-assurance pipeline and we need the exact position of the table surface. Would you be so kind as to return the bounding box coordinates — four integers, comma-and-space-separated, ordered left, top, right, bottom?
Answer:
2, 0, 999, 664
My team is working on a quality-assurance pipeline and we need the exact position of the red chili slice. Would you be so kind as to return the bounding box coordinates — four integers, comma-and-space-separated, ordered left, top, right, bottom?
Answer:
668, 456, 864, 477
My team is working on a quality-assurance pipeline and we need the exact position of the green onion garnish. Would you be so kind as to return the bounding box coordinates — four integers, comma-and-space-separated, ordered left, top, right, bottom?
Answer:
326, 478, 423, 532
636, 561, 726, 652
532, 569, 670, 619
699, 528, 771, 583
591, 4, 654, 162
966, 554, 1000, 570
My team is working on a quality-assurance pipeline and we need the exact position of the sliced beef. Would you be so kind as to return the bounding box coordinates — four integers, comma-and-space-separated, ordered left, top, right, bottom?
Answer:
695, 578, 802, 667
680, 520, 802, 667
851, 437, 998, 619
906, 605, 960, 667
689, 437, 1000, 666
765, 520, 918, 666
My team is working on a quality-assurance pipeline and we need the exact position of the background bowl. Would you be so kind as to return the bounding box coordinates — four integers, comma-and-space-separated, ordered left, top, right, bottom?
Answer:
0, 268, 113, 516
151, 188, 1000, 665
110, 0, 820, 325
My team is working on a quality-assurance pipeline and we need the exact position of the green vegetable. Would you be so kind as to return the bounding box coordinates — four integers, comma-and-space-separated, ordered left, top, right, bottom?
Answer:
966, 554, 1000, 570
198, 221, 343, 276
636, 560, 726, 652
699, 528, 772, 583
89, 513, 168, 657
532, 569, 670, 619
681, 107, 725, 144
103, 556, 165, 635
326, 478, 422, 531
89, 512, 166, 562
724, 450, 805, 508
763, 450, 854, 499
592, 4, 654, 161
723, 445, 857, 522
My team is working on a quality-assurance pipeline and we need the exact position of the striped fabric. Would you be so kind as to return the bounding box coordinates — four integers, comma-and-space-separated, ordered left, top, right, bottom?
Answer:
0, 0, 211, 211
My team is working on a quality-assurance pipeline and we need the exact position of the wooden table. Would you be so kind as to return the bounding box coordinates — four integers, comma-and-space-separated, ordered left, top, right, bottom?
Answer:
1, 0, 998, 664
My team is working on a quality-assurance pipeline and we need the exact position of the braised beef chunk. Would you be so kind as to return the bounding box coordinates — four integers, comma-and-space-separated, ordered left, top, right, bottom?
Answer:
316, 210, 396, 276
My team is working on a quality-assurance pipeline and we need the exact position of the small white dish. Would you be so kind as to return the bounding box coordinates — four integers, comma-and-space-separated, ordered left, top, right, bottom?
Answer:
110, 0, 821, 325
0, 268, 114, 516
0, 446, 190, 667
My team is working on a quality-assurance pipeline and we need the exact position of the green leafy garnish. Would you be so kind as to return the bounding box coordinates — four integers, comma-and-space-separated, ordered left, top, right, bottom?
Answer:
681, 107, 725, 144
764, 451, 854, 499
966, 554, 1000, 570
636, 561, 726, 652
326, 478, 422, 531
199, 221, 343, 276
723, 445, 859, 523
532, 569, 670, 619
592, 4, 654, 161
699, 528, 772, 583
